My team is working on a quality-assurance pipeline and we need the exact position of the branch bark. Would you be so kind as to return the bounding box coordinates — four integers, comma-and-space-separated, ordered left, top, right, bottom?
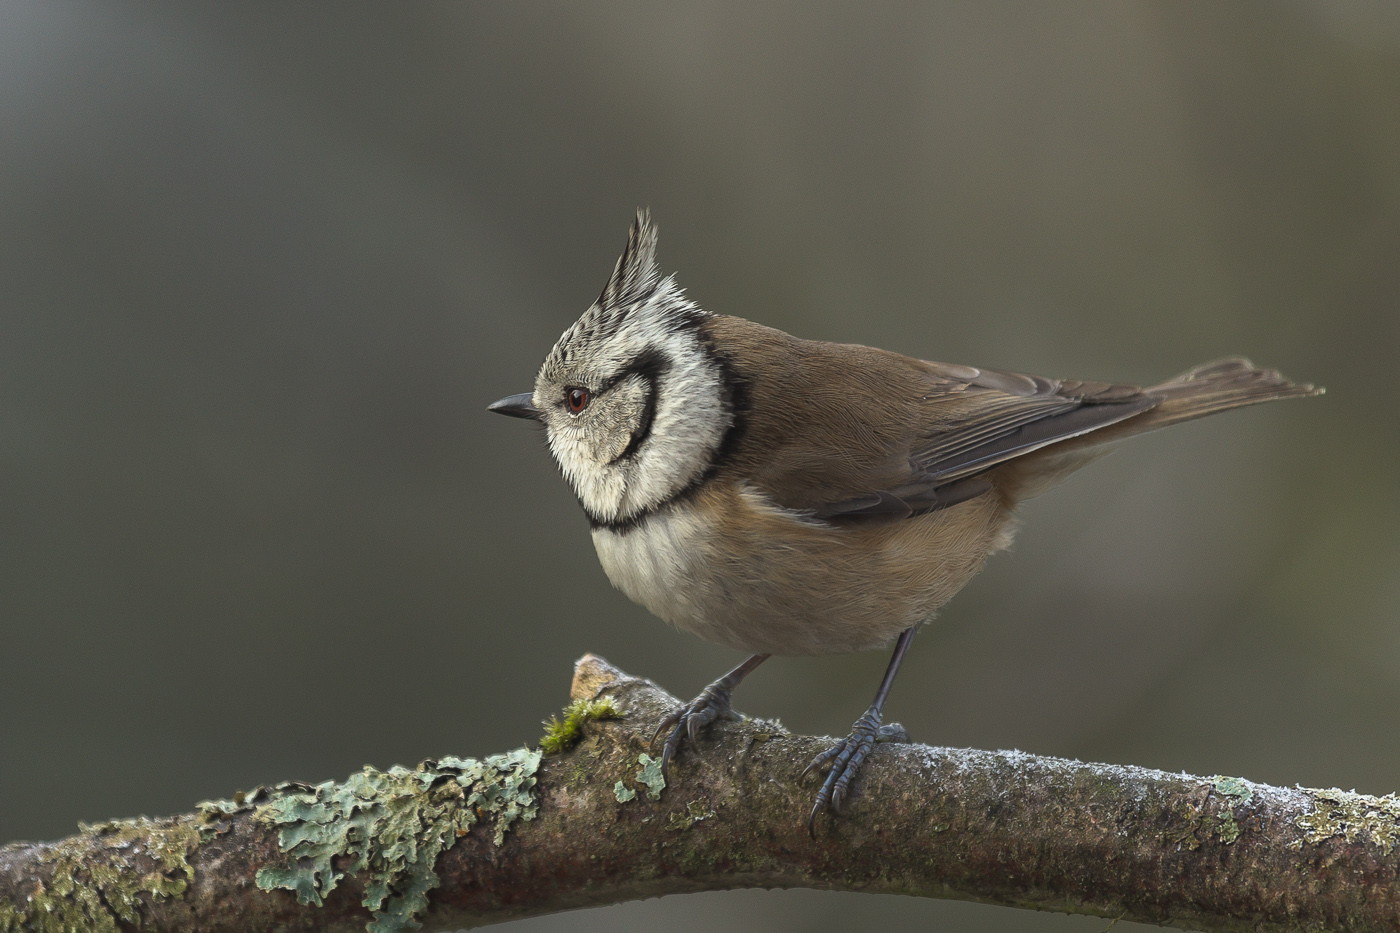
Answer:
3, 653, 1400, 932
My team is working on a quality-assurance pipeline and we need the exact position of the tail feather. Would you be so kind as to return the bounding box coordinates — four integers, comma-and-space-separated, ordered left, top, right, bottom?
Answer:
999, 357, 1321, 500
1134, 357, 1323, 430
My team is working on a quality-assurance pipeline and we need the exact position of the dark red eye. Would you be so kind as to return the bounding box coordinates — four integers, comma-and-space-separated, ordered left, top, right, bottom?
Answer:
566, 387, 590, 413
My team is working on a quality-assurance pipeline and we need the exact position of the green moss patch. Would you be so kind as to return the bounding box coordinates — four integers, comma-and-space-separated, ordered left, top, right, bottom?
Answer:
0, 817, 200, 933
248, 748, 541, 933
539, 697, 619, 755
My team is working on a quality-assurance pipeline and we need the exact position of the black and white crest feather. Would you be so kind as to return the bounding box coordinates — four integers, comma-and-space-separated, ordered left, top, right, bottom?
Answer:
543, 211, 706, 375
599, 209, 663, 310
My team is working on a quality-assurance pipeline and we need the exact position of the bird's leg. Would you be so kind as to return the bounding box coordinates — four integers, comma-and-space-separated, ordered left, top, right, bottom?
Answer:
655, 653, 770, 775
803, 626, 916, 831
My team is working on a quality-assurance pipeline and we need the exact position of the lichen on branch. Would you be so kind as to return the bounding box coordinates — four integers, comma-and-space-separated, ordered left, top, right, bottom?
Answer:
3, 653, 1400, 933
201, 749, 542, 933
0, 817, 202, 933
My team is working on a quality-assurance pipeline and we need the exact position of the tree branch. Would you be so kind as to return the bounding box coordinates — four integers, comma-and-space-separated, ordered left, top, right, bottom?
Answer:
3, 653, 1399, 932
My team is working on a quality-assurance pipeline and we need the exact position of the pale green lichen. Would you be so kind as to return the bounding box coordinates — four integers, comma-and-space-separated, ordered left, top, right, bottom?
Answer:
635, 754, 666, 801
0, 817, 200, 933
1210, 776, 1254, 845
667, 800, 716, 831
197, 782, 288, 819
1166, 777, 1257, 849
613, 754, 666, 805
251, 748, 541, 933
1212, 776, 1253, 804
539, 697, 620, 755
1295, 787, 1400, 853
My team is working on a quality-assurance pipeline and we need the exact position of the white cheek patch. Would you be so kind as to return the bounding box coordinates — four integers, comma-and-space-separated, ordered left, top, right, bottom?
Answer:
590, 376, 652, 463
614, 330, 727, 519
540, 305, 729, 525
555, 446, 629, 519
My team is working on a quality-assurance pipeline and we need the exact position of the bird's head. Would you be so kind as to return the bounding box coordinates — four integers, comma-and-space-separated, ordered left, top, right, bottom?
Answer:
489, 212, 736, 527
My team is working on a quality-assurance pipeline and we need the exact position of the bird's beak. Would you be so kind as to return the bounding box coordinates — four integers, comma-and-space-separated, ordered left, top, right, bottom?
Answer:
487, 392, 541, 421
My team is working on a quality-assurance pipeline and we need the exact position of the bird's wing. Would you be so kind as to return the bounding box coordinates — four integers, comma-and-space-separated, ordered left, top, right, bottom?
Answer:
910, 363, 1158, 482
811, 475, 996, 522
697, 316, 1160, 521
813, 363, 1157, 522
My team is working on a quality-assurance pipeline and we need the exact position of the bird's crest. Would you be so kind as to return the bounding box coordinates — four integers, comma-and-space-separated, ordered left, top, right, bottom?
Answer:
542, 211, 702, 373
598, 209, 662, 310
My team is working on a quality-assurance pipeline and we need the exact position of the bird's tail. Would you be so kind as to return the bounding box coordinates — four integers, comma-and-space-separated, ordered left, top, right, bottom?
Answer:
1130, 357, 1323, 432
1000, 358, 1321, 500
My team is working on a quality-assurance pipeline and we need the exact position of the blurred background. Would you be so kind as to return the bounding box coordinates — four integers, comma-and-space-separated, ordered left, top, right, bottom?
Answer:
2, 3, 1397, 930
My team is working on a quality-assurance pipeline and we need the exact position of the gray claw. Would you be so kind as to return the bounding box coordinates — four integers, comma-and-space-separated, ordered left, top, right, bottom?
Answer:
654, 684, 740, 775
806, 708, 908, 832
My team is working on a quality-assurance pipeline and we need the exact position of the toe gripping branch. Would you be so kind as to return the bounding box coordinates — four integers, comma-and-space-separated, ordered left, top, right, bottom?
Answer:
655, 682, 741, 773
803, 710, 910, 832
654, 653, 770, 775
803, 625, 918, 832
648, 628, 916, 833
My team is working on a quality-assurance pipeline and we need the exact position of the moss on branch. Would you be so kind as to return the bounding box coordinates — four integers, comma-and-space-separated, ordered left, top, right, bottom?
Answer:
2, 654, 1399, 932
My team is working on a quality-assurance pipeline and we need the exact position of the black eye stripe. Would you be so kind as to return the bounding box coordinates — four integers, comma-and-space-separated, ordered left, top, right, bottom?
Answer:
595, 347, 671, 396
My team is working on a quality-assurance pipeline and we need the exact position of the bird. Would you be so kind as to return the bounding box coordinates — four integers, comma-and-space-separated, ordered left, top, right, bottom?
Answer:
488, 210, 1321, 829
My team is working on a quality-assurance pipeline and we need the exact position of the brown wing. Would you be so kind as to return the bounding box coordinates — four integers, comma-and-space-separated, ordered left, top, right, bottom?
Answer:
812, 363, 1157, 521
909, 363, 1157, 483
701, 316, 1158, 520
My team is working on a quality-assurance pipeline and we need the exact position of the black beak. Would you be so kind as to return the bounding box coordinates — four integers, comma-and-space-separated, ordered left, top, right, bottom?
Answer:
487, 392, 541, 420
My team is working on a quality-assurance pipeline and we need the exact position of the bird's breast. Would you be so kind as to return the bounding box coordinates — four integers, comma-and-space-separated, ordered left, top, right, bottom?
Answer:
590, 480, 1013, 656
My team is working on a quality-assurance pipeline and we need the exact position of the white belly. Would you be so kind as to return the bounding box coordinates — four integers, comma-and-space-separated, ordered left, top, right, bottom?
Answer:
591, 483, 1011, 656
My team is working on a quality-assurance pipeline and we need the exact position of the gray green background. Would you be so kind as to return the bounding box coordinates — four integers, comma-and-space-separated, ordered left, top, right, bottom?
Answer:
3, 4, 1398, 931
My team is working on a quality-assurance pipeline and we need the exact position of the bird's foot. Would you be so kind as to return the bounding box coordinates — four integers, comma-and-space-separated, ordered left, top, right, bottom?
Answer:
654, 680, 744, 775
802, 707, 909, 832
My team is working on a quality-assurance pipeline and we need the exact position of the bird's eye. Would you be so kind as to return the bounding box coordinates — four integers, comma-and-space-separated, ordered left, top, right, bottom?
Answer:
566, 387, 590, 413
